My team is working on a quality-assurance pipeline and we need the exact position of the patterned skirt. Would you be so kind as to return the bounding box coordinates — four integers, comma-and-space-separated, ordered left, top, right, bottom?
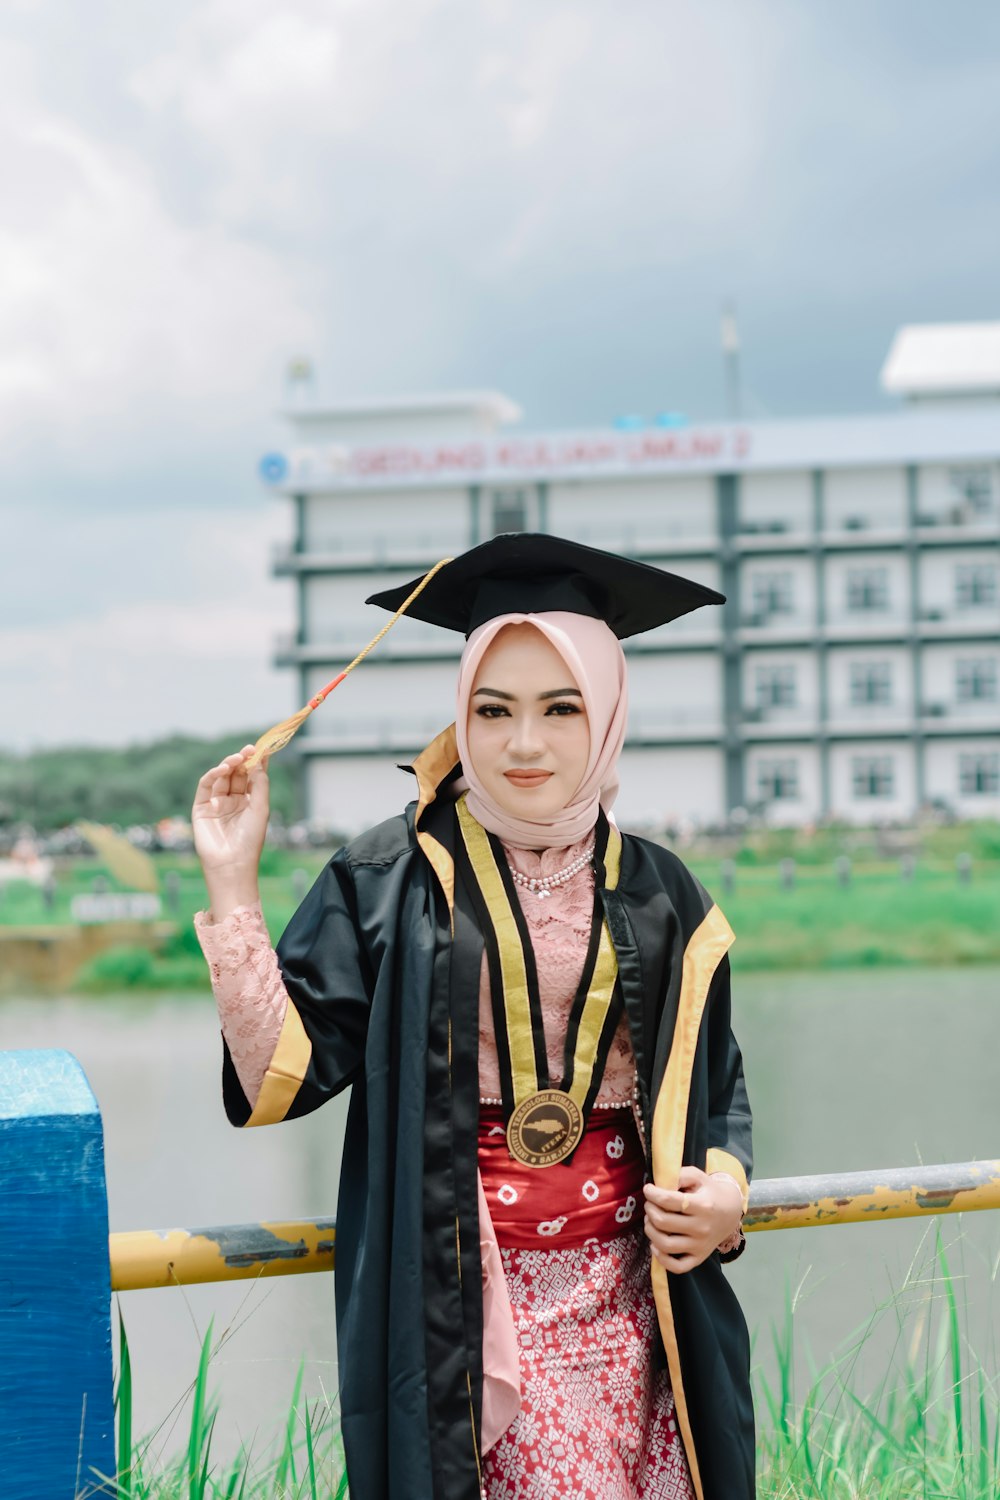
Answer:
479, 1108, 695, 1500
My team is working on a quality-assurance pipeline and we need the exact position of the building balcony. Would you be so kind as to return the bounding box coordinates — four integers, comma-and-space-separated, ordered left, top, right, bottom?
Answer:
272, 519, 1000, 583
298, 715, 451, 752
738, 614, 816, 644
921, 698, 1000, 725
274, 528, 725, 575
915, 505, 999, 532
736, 525, 811, 553
273, 534, 463, 575
566, 524, 720, 558
628, 708, 722, 742
274, 625, 726, 669
818, 524, 907, 550
916, 608, 1000, 639
823, 613, 910, 642
740, 704, 819, 739
274, 629, 458, 668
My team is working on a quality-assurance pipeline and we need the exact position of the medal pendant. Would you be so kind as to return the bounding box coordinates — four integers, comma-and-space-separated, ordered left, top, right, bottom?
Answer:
506, 1089, 584, 1169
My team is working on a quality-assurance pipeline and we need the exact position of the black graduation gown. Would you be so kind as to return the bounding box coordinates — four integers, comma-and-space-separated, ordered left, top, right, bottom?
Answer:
219, 725, 755, 1500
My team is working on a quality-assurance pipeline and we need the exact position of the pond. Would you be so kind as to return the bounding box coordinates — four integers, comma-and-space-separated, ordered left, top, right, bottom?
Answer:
3, 965, 998, 1460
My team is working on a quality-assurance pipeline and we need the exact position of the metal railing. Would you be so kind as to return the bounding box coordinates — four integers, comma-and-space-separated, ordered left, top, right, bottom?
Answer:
108, 1157, 1000, 1291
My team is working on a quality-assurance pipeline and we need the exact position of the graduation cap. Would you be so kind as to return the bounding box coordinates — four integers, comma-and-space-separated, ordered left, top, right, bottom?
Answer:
366, 532, 724, 639
244, 535, 723, 768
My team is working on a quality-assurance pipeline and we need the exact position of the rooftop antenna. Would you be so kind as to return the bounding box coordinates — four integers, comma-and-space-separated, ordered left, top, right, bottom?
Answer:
721, 301, 742, 420
285, 356, 317, 405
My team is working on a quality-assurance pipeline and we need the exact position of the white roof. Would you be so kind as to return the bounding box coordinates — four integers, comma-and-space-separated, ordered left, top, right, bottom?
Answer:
881, 321, 1000, 396
281, 390, 522, 426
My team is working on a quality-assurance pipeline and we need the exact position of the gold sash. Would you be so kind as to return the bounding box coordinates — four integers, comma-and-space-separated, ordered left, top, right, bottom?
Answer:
455, 794, 623, 1166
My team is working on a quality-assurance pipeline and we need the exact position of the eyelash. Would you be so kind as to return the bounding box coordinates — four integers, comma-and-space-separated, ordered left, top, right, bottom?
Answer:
475, 703, 582, 719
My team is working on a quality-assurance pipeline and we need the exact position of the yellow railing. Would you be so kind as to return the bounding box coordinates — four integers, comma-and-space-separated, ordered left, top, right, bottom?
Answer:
109, 1158, 1000, 1292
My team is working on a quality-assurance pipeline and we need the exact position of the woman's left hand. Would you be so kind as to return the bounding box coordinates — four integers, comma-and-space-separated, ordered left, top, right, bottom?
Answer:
643, 1168, 744, 1274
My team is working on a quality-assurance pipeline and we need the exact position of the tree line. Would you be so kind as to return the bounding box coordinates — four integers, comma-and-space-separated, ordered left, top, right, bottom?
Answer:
0, 732, 301, 831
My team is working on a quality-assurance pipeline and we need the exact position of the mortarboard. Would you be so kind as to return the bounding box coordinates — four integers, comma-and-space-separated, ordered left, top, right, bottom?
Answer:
366, 532, 724, 638
244, 535, 723, 767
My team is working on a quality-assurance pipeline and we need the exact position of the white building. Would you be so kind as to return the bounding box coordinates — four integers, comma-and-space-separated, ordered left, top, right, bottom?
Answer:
264, 325, 1000, 831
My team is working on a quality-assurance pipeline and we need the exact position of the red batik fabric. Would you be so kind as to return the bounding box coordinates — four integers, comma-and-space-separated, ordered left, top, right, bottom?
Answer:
479, 1107, 695, 1499
478, 1104, 645, 1249
480, 1229, 695, 1500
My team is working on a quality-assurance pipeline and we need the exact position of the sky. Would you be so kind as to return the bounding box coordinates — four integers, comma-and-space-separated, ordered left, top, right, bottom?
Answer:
3, 0, 1000, 752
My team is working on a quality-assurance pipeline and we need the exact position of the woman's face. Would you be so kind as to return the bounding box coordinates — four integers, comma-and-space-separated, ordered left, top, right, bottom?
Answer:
466, 623, 590, 821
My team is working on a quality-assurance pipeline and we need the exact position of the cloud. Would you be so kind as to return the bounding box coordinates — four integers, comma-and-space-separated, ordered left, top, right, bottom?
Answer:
0, 596, 292, 750
0, 38, 314, 465
128, 1, 346, 226
0, 504, 295, 747
4, 0, 1000, 751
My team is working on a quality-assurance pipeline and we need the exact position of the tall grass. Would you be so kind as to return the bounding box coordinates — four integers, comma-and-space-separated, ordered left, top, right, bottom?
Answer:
756, 1228, 999, 1498
94, 1231, 996, 1499
96, 1312, 348, 1500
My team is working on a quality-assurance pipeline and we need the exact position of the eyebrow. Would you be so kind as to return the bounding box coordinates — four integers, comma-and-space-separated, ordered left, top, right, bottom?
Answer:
472, 687, 583, 701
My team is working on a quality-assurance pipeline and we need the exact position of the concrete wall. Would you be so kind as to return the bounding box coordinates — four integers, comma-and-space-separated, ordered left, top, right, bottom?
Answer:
306, 754, 426, 832
824, 465, 907, 532
306, 743, 729, 834
303, 486, 468, 554
303, 659, 456, 744
548, 475, 717, 548
740, 469, 812, 534
626, 652, 723, 736
612, 746, 727, 829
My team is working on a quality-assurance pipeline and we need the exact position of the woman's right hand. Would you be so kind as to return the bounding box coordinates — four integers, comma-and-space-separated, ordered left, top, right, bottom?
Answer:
192, 745, 270, 917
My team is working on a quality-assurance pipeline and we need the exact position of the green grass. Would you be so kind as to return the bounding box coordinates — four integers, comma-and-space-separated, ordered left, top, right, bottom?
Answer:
711, 863, 1000, 970
756, 1226, 1000, 1498
96, 1311, 349, 1500
88, 1231, 997, 1498
2, 837, 1000, 992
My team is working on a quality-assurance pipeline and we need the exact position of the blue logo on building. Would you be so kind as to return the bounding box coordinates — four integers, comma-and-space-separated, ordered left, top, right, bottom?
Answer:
259, 452, 289, 484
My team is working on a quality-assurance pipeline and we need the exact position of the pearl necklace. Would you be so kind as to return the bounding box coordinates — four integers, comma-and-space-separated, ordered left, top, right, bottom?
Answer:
507, 840, 596, 898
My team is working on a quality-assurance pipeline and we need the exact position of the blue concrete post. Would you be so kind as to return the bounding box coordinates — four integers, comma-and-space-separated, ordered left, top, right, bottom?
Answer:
0, 1050, 115, 1497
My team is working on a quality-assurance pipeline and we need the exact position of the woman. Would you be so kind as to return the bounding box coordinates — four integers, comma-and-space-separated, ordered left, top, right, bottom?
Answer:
192, 534, 754, 1500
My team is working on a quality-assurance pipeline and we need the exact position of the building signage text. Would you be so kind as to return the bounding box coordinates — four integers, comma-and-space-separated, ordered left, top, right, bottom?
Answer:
266, 426, 754, 490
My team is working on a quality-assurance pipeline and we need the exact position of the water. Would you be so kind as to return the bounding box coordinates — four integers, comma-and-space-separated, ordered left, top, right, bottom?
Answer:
2, 967, 998, 1462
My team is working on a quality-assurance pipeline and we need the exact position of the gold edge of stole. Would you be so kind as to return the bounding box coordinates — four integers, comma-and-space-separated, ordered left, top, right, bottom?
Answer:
455, 797, 537, 1104
566, 821, 622, 1110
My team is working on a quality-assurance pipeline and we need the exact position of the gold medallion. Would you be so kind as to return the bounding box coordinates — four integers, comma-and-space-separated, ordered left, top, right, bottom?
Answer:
506, 1089, 584, 1169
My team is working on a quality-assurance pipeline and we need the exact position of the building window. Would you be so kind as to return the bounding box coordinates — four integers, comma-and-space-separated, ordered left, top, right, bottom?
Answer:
960, 754, 1000, 795
955, 564, 997, 609
948, 466, 994, 515
757, 759, 799, 801
490, 489, 529, 534
750, 572, 794, 621
852, 755, 894, 798
846, 566, 889, 612
956, 658, 998, 702
755, 664, 797, 708
849, 661, 892, 705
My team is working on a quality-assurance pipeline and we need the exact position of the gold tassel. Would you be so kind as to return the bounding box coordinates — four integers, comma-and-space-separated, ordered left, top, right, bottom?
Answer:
244, 556, 454, 770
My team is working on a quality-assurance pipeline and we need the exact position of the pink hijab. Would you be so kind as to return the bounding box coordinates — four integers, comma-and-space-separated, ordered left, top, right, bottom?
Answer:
454, 611, 629, 849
